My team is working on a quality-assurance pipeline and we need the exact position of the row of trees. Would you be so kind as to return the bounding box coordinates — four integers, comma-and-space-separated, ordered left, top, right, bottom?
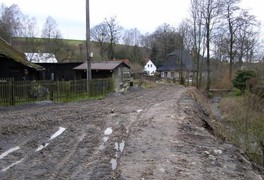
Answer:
180, 0, 261, 90
91, 18, 185, 67
0, 3, 69, 60
0, 4, 62, 42
0, 3, 187, 66
90, 0, 262, 90
1, 1, 262, 89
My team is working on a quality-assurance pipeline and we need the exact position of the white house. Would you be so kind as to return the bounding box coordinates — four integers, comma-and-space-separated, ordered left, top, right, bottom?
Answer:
144, 60, 157, 76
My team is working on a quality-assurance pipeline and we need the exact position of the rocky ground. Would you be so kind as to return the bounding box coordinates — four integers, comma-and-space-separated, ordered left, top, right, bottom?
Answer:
0, 84, 263, 179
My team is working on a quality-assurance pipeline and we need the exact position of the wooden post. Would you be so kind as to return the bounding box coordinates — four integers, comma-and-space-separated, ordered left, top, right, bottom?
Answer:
86, 0, 92, 92
8, 78, 15, 106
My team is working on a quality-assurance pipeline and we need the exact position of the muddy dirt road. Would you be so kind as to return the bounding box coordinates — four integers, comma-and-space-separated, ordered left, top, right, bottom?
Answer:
0, 84, 262, 179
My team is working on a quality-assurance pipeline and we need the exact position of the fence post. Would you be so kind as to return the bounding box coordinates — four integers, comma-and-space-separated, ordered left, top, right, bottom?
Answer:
50, 82, 54, 101
8, 78, 15, 106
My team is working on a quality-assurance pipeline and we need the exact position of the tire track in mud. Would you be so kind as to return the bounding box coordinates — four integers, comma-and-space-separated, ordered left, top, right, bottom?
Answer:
67, 86, 184, 179
0, 85, 167, 179
116, 87, 186, 179
2, 85, 260, 179
0, 101, 106, 179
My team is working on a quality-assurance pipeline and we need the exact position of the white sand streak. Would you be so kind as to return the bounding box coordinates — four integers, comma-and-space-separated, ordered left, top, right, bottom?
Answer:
0, 146, 20, 160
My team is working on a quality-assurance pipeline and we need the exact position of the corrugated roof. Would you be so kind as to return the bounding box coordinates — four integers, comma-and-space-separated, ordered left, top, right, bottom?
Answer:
74, 61, 130, 70
25, 53, 58, 63
0, 38, 44, 70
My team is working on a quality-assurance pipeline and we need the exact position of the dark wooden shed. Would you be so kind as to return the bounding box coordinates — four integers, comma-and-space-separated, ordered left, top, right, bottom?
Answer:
0, 38, 44, 80
74, 61, 131, 91
35, 62, 83, 81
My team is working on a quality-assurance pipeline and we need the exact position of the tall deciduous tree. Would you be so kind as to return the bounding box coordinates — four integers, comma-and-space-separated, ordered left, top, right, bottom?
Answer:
214, 7, 259, 68
201, 0, 224, 91
122, 28, 144, 64
154, 23, 183, 60
104, 16, 123, 59
141, 23, 183, 65
19, 16, 40, 53
188, 0, 207, 88
41, 16, 63, 57
91, 16, 122, 60
223, 0, 241, 80
42, 16, 62, 39
0, 3, 23, 42
235, 10, 259, 66
123, 28, 141, 46
91, 23, 109, 60
0, 3, 42, 55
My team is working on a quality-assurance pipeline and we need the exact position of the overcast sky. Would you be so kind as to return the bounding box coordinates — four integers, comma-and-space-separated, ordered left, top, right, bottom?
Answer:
1, 0, 263, 40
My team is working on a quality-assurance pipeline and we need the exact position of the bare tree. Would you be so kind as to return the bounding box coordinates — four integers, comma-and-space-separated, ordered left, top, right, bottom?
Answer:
215, 8, 259, 67
141, 23, 183, 65
121, 28, 144, 63
42, 16, 62, 39
222, 0, 242, 80
104, 16, 123, 59
19, 16, 40, 53
91, 16, 123, 60
123, 28, 142, 46
0, 3, 23, 42
188, 0, 207, 88
188, 0, 223, 89
41, 16, 63, 58
91, 23, 109, 60
154, 23, 183, 60
234, 10, 259, 66
201, 0, 224, 91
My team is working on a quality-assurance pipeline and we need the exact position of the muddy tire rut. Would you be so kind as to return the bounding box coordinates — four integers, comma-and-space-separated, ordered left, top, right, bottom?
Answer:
0, 84, 262, 179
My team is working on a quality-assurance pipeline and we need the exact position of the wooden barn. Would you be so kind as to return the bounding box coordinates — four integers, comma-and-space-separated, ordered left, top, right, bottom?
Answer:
0, 38, 44, 80
37, 62, 83, 81
74, 61, 131, 91
24, 52, 83, 81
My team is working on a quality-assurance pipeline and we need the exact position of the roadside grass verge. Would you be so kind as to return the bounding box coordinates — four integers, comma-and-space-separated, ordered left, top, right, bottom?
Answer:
219, 92, 264, 167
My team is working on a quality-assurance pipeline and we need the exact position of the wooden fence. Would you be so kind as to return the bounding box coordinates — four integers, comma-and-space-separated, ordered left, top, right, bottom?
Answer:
0, 78, 114, 106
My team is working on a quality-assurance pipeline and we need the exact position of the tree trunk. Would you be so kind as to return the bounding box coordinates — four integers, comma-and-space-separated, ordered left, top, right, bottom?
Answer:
228, 15, 234, 81
206, 22, 211, 92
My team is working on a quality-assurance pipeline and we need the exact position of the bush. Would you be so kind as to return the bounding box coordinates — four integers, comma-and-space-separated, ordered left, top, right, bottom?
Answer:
232, 70, 256, 94
30, 81, 49, 99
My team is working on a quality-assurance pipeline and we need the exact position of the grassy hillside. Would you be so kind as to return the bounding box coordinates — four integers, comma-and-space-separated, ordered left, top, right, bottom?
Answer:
11, 37, 149, 65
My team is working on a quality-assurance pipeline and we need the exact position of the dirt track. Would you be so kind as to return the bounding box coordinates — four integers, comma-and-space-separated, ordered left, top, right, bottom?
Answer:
0, 84, 262, 179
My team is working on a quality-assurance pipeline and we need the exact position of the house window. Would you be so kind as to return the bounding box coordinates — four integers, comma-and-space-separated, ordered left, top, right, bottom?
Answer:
171, 72, 174, 77
161, 72, 164, 77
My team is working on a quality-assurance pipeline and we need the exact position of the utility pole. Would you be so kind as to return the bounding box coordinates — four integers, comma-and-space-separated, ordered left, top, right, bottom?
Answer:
86, 0, 92, 92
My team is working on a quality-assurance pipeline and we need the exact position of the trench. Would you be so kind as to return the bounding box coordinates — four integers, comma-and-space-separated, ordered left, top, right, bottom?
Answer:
210, 95, 264, 168
210, 96, 223, 121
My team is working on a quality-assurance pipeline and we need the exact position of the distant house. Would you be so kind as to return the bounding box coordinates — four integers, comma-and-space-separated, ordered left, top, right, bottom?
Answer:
157, 49, 206, 82
0, 38, 44, 80
74, 61, 131, 91
144, 60, 157, 76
